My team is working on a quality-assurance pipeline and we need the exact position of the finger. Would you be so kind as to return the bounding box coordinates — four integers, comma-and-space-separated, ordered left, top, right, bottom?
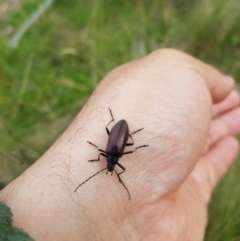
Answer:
193, 66, 234, 103
192, 136, 239, 203
203, 108, 240, 152
212, 90, 240, 117
149, 49, 235, 103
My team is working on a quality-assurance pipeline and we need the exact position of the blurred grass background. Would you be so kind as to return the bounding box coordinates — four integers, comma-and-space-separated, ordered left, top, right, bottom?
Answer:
0, 0, 240, 240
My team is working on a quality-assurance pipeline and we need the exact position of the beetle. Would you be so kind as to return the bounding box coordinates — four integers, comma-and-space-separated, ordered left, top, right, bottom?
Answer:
74, 108, 148, 200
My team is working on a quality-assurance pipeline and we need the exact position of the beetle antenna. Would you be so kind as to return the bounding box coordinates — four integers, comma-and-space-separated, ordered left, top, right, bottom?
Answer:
74, 167, 108, 192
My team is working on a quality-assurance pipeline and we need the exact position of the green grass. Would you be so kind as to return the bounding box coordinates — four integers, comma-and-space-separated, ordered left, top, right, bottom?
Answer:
0, 0, 240, 240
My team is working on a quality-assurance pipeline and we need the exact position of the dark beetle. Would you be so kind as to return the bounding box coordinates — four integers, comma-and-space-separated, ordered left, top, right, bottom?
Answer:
74, 108, 148, 200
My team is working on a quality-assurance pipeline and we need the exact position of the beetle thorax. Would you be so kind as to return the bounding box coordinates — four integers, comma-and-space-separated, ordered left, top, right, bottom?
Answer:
107, 155, 119, 171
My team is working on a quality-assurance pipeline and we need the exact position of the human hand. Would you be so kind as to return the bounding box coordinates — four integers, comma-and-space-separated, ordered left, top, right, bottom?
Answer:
1, 49, 239, 241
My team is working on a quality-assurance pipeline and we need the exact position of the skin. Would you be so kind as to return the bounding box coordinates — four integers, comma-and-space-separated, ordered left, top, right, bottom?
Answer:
0, 49, 240, 241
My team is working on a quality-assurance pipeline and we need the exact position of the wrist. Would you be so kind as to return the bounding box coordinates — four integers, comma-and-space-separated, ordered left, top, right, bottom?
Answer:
0, 122, 136, 241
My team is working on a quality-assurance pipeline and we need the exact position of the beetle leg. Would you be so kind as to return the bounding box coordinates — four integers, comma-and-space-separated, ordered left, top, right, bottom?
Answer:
106, 108, 114, 135
88, 152, 107, 162
126, 135, 134, 146
115, 164, 126, 182
87, 141, 107, 153
130, 128, 144, 136
126, 128, 144, 146
114, 165, 131, 200
123, 145, 149, 155
116, 162, 125, 174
